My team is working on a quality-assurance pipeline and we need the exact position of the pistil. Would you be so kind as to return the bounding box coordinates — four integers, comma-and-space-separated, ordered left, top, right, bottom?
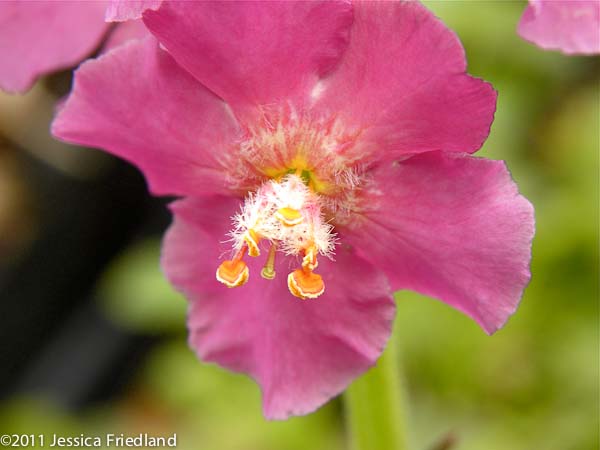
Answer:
261, 242, 277, 280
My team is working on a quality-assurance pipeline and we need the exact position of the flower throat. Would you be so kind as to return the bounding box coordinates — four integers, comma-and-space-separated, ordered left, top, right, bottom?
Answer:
215, 109, 369, 299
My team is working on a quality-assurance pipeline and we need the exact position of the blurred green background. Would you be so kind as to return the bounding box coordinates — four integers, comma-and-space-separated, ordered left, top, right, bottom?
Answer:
0, 2, 598, 450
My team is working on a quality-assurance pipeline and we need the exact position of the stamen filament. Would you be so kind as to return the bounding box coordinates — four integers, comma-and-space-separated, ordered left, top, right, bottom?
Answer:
244, 229, 261, 257
302, 245, 318, 271
233, 242, 248, 262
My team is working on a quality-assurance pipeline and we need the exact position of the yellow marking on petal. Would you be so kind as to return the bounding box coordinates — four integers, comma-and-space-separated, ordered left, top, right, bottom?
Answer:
275, 207, 303, 227
307, 176, 328, 194
290, 154, 308, 171
244, 229, 261, 257
287, 269, 325, 299
216, 260, 249, 288
261, 157, 330, 194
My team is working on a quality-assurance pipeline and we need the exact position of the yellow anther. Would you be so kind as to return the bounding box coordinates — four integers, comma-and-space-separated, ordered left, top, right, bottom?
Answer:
216, 260, 249, 288
244, 229, 261, 257
275, 207, 304, 227
287, 269, 325, 299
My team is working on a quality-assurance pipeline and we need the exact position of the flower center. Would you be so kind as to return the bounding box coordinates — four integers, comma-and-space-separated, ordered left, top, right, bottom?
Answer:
216, 174, 335, 299
217, 111, 368, 299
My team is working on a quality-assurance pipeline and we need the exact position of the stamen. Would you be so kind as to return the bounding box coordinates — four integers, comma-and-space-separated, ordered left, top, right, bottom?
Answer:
274, 207, 303, 227
302, 245, 318, 271
287, 268, 325, 299
244, 229, 261, 257
216, 259, 249, 288
261, 242, 277, 280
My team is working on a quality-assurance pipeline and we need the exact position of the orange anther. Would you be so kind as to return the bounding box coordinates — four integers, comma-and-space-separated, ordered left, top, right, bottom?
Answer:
287, 269, 325, 299
216, 260, 249, 288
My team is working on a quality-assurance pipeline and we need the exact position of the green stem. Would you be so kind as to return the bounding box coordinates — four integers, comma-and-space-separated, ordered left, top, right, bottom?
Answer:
344, 328, 410, 450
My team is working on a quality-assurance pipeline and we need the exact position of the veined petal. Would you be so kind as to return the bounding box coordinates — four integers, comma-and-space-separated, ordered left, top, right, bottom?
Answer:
0, 1, 108, 93
105, 0, 162, 22
313, 1, 496, 159
143, 1, 353, 120
518, 0, 600, 55
52, 37, 241, 197
163, 196, 396, 420
343, 151, 534, 334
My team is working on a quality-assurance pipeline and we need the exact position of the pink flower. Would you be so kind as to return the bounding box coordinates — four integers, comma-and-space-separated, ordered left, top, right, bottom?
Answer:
51, 1, 534, 419
0, 1, 149, 94
518, 0, 600, 55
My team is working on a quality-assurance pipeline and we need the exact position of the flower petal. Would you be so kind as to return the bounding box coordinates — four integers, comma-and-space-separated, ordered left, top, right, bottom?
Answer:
52, 37, 241, 197
162, 196, 396, 420
102, 20, 150, 53
313, 1, 496, 159
518, 0, 600, 55
105, 0, 162, 22
0, 1, 108, 93
142, 1, 353, 120
342, 151, 534, 334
